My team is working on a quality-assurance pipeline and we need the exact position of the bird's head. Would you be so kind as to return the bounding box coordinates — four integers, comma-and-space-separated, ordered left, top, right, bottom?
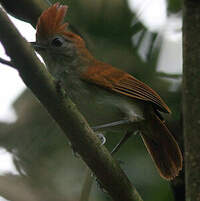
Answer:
32, 3, 94, 75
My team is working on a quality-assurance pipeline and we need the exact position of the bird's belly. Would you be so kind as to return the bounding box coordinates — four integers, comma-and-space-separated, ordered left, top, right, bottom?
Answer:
67, 82, 145, 133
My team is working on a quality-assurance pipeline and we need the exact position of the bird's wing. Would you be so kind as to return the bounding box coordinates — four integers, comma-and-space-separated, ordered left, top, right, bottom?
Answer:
81, 64, 171, 113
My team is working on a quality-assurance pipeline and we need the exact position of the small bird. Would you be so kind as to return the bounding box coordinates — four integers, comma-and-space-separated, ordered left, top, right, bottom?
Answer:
33, 3, 182, 180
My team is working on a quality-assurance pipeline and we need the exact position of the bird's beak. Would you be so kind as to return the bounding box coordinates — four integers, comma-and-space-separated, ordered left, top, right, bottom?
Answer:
30, 42, 46, 51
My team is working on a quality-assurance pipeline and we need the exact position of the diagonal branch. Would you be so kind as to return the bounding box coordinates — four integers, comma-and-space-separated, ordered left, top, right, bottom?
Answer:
0, 0, 48, 26
0, 7, 143, 201
0, 57, 16, 68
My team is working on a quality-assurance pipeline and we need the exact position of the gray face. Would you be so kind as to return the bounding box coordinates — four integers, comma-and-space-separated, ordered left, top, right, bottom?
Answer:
34, 35, 79, 76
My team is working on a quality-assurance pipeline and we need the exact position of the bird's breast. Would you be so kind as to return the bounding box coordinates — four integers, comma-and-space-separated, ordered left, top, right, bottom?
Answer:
59, 72, 145, 132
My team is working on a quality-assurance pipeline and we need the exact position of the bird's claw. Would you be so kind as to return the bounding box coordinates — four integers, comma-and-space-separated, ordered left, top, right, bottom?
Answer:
96, 133, 106, 145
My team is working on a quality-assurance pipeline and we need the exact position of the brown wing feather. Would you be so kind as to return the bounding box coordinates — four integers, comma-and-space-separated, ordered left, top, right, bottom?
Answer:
81, 64, 171, 113
36, 3, 69, 41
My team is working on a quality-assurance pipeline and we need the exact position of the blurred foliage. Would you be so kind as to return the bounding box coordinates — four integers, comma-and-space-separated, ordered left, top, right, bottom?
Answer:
0, 0, 183, 201
167, 0, 182, 13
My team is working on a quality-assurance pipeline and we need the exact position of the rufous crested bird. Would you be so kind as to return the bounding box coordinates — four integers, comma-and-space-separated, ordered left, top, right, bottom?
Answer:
32, 3, 182, 180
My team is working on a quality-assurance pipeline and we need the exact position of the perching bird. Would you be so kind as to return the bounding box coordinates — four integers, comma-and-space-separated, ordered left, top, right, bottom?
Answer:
33, 3, 182, 180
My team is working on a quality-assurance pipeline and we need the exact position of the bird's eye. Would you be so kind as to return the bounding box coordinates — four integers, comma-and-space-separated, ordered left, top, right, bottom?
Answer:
51, 37, 64, 47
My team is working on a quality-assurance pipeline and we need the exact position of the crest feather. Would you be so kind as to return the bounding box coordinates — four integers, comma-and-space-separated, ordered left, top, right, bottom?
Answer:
36, 3, 68, 41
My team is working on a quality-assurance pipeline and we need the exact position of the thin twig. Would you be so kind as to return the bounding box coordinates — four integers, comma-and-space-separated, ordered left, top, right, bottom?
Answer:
0, 57, 16, 69
183, 1, 200, 200
156, 72, 182, 79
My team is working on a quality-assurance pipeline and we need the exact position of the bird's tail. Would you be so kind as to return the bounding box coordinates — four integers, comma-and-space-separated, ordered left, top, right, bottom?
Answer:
140, 111, 182, 180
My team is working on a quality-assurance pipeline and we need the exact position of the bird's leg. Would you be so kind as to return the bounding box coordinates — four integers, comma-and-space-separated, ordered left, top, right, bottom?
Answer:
92, 131, 136, 192
85, 124, 137, 195
92, 120, 138, 155
96, 132, 106, 145
92, 119, 131, 131
111, 131, 135, 155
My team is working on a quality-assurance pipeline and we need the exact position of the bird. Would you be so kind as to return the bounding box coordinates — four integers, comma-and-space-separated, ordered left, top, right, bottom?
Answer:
32, 2, 182, 180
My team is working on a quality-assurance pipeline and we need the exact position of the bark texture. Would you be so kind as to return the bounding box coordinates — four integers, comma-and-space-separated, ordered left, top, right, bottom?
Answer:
183, 1, 200, 200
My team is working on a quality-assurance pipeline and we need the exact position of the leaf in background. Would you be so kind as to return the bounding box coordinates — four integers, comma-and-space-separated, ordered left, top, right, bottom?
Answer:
167, 0, 182, 13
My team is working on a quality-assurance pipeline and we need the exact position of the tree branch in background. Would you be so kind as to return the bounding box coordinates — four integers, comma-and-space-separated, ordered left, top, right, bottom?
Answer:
0, 7, 143, 201
0, 57, 16, 69
171, 119, 185, 201
0, 0, 48, 26
0, 175, 40, 201
156, 72, 182, 79
183, 1, 200, 200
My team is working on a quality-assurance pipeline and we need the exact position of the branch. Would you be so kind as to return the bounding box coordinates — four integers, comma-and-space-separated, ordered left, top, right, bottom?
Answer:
0, 0, 49, 26
0, 7, 143, 201
156, 72, 182, 79
183, 0, 200, 200
0, 57, 16, 68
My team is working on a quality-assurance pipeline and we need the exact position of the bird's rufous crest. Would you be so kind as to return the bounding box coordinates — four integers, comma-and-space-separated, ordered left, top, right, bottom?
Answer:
36, 3, 69, 41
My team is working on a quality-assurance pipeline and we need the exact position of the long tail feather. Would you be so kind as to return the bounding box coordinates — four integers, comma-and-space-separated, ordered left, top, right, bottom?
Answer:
140, 112, 182, 180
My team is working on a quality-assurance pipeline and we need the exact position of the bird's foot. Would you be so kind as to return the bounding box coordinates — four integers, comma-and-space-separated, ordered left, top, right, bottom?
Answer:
129, 114, 144, 122
96, 132, 106, 145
